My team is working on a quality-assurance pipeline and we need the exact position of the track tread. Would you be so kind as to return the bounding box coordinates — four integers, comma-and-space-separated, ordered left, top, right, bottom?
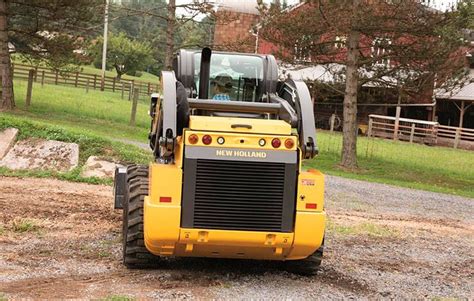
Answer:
284, 239, 324, 276
122, 164, 160, 268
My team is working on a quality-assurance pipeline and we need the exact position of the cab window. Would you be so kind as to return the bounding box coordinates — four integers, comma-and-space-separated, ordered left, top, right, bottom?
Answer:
194, 53, 264, 102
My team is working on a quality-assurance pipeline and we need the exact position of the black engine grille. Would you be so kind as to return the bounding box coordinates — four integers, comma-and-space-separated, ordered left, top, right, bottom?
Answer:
181, 158, 297, 232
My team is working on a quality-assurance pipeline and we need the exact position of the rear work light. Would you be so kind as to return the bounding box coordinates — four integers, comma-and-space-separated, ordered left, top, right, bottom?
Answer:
202, 135, 212, 145
285, 138, 295, 149
271, 138, 281, 148
188, 134, 198, 144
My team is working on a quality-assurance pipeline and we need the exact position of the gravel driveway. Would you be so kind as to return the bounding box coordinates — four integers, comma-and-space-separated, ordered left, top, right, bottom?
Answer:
0, 175, 472, 299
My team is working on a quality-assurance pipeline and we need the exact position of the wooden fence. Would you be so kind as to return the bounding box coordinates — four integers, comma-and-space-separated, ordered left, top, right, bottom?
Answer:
367, 114, 474, 149
12, 63, 159, 99
437, 125, 474, 149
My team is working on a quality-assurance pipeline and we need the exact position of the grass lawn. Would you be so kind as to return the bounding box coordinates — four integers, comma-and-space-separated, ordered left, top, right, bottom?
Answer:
0, 115, 151, 185
307, 132, 474, 198
4, 79, 474, 197
9, 79, 150, 142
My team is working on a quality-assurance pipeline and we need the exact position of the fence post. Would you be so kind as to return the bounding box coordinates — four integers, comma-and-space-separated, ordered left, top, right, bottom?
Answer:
394, 105, 401, 140
130, 88, 139, 126
112, 77, 116, 92
41, 70, 45, 87
55, 70, 59, 85
147, 82, 151, 95
329, 114, 335, 133
454, 128, 461, 149
367, 118, 373, 137
93, 75, 97, 90
121, 83, 125, 99
25, 69, 34, 108
129, 80, 135, 101
409, 123, 415, 143
75, 72, 79, 87
86, 79, 90, 93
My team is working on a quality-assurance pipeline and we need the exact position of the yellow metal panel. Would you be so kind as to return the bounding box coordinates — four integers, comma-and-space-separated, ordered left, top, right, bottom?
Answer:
296, 169, 325, 212
144, 163, 183, 255
148, 163, 182, 205
143, 198, 181, 255
286, 211, 326, 260
179, 228, 293, 248
184, 130, 297, 151
189, 116, 292, 135
174, 244, 290, 260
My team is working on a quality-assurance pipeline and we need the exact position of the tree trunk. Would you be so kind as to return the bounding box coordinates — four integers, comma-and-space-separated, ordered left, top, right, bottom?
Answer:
164, 0, 176, 71
0, 0, 14, 111
340, 2, 361, 169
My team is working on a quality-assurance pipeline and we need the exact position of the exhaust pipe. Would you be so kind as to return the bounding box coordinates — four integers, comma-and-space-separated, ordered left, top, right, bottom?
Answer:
198, 47, 212, 99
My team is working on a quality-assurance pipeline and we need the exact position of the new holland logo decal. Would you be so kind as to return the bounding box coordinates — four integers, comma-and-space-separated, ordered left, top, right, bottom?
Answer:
216, 149, 267, 159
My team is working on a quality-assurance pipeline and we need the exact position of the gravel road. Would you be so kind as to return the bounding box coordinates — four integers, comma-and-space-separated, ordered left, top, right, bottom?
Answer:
0, 175, 472, 299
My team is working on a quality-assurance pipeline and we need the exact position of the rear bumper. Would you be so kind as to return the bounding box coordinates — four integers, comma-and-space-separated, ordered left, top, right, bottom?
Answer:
143, 196, 326, 261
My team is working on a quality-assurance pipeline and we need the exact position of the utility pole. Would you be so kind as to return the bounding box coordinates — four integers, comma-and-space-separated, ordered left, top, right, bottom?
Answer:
101, 0, 109, 91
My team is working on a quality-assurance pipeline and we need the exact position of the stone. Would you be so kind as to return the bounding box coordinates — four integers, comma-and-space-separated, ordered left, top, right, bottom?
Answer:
0, 128, 19, 160
0, 138, 79, 171
81, 156, 123, 179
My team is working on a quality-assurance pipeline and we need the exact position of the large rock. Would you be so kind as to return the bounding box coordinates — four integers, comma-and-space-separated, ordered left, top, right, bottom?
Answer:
81, 156, 123, 179
0, 138, 79, 171
0, 128, 19, 160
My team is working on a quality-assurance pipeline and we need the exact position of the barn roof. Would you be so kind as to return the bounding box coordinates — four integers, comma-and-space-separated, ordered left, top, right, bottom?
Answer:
436, 69, 474, 102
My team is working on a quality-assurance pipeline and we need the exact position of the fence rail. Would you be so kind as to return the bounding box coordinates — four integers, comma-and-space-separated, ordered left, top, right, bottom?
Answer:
367, 114, 473, 149
12, 63, 159, 99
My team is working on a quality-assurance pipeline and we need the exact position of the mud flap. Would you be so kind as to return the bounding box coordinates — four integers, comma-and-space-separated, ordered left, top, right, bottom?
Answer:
113, 166, 127, 209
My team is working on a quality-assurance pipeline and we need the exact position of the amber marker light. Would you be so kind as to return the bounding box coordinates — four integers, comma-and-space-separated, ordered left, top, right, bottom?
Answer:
271, 138, 281, 148
285, 138, 295, 149
202, 135, 212, 145
188, 134, 198, 144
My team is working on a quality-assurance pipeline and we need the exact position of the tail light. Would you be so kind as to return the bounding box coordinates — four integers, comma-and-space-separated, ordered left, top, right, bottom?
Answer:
202, 135, 212, 145
285, 138, 295, 149
188, 134, 198, 144
271, 138, 281, 148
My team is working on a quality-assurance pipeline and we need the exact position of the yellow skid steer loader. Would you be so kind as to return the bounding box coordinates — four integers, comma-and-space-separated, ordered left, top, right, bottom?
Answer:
114, 48, 325, 275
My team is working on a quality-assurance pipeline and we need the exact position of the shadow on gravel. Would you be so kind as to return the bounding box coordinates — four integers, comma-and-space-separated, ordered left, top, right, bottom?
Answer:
134, 257, 373, 294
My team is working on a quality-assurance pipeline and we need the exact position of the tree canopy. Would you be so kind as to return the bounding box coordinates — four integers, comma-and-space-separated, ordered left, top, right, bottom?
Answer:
260, 0, 472, 168
90, 32, 154, 79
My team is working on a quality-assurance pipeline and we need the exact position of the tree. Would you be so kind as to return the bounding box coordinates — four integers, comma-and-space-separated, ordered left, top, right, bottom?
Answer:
91, 33, 153, 79
0, 0, 103, 111
110, 0, 214, 72
260, 0, 471, 169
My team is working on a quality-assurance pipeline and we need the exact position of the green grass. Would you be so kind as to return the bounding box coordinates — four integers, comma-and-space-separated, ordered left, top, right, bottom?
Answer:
327, 219, 399, 238
0, 115, 152, 184
11, 218, 40, 233
9, 79, 150, 142
305, 131, 474, 198
4, 79, 474, 197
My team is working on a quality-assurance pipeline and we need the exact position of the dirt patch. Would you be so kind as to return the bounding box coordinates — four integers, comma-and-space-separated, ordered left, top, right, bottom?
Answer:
0, 176, 472, 299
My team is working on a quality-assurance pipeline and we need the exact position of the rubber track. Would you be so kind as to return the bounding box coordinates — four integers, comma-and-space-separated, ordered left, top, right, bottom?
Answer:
122, 164, 160, 268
